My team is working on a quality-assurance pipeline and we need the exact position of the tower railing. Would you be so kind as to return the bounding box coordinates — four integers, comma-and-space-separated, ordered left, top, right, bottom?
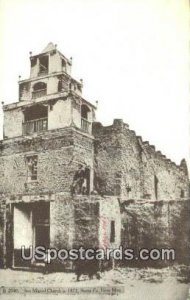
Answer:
81, 118, 91, 133
32, 89, 47, 99
38, 70, 48, 76
23, 118, 48, 135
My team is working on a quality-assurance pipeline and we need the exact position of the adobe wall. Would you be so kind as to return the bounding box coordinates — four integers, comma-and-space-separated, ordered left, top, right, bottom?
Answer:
0, 193, 189, 268
138, 138, 189, 200
48, 99, 72, 130
121, 199, 190, 265
50, 195, 75, 250
93, 119, 189, 200
73, 196, 100, 249
99, 196, 121, 250
50, 194, 121, 250
3, 108, 24, 138
0, 128, 94, 195
47, 194, 120, 269
92, 121, 124, 196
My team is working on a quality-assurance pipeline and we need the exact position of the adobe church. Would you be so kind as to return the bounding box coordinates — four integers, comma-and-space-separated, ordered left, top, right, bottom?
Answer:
0, 43, 189, 270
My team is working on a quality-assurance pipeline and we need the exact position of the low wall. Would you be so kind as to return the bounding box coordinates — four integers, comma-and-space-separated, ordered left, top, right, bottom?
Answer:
121, 199, 190, 266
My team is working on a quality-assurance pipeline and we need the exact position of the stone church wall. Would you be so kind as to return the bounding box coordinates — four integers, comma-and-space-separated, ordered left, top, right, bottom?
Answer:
121, 199, 190, 266
0, 128, 94, 195
93, 119, 189, 200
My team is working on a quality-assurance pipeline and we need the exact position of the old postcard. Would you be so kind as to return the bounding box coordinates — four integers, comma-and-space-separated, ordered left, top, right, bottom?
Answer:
0, 0, 189, 299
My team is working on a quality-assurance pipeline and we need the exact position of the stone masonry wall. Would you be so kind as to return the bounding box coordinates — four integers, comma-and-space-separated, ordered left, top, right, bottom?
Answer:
50, 195, 120, 251
121, 199, 190, 266
50, 195, 75, 250
138, 138, 189, 200
93, 119, 189, 201
73, 196, 99, 249
0, 128, 94, 195
49, 195, 120, 269
93, 121, 123, 196
99, 197, 121, 250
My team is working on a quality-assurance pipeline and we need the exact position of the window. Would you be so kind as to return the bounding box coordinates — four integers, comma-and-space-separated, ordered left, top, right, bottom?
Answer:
27, 156, 38, 181
62, 59, 66, 72
110, 220, 115, 243
81, 104, 90, 120
32, 82, 47, 99
114, 184, 121, 196
24, 105, 48, 122
154, 175, 159, 200
180, 189, 185, 198
23, 105, 48, 135
81, 104, 91, 133
58, 79, 62, 92
114, 172, 122, 196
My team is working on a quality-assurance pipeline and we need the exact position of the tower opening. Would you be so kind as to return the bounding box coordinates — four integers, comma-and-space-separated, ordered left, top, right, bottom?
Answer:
81, 104, 91, 133
62, 59, 66, 72
23, 105, 48, 135
81, 104, 90, 120
39, 55, 49, 75
32, 82, 47, 99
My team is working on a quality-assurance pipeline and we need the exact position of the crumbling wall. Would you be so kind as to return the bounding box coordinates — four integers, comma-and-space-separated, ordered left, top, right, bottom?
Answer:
50, 195, 120, 254
50, 195, 118, 270
121, 199, 190, 266
50, 195, 75, 249
138, 139, 189, 200
73, 196, 99, 249
93, 119, 189, 200
93, 120, 123, 196
73, 195, 121, 250
93, 120, 146, 198
99, 197, 121, 250
169, 200, 190, 264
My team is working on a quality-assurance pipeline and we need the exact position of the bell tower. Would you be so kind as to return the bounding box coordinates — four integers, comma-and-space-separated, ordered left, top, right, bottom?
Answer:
3, 43, 96, 138
19, 42, 74, 101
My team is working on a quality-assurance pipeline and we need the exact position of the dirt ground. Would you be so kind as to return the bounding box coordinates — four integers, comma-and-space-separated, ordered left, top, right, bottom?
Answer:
0, 267, 189, 300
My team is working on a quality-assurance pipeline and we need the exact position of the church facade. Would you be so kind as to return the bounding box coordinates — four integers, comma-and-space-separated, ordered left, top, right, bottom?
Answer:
0, 43, 189, 270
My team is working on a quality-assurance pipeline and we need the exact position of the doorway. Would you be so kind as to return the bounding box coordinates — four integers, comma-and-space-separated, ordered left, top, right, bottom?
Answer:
13, 202, 50, 268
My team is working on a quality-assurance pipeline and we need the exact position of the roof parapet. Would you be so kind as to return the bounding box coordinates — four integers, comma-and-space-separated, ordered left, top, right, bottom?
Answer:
137, 136, 143, 143
149, 145, 155, 151
143, 141, 149, 146
130, 129, 136, 136
113, 119, 124, 127
180, 159, 188, 175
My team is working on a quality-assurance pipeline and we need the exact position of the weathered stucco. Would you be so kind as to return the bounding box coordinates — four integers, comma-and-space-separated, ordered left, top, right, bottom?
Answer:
121, 199, 190, 266
0, 43, 189, 270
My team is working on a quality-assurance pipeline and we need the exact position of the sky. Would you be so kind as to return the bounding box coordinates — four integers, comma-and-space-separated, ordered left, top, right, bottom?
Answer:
0, 0, 189, 169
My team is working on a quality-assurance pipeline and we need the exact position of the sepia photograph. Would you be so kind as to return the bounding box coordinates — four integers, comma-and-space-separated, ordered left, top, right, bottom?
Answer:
0, 0, 189, 299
